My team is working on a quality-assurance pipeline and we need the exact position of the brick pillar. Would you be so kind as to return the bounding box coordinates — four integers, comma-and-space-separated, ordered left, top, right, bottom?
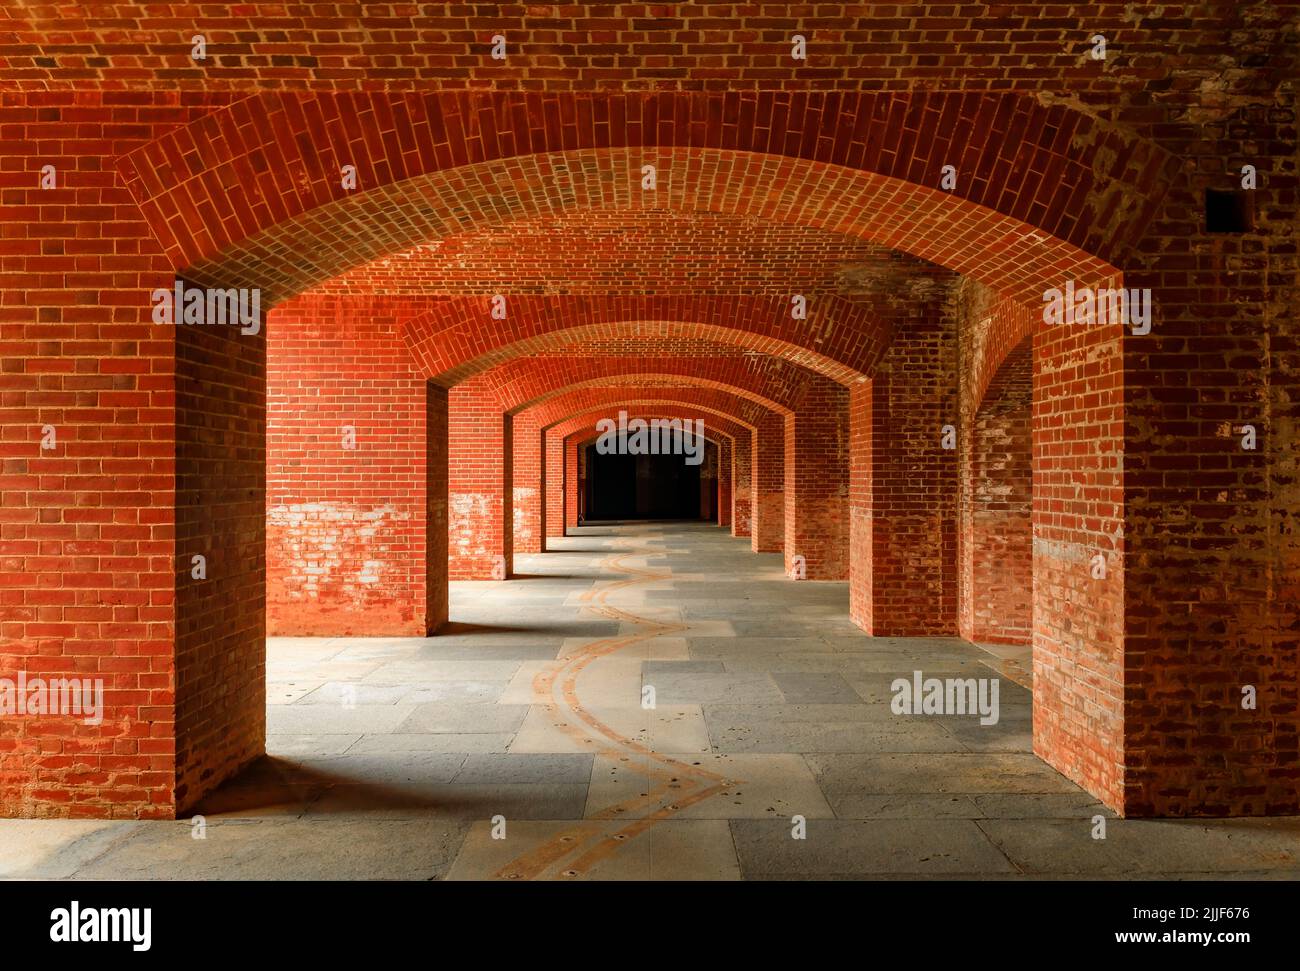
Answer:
1033, 315, 1124, 812
699, 440, 717, 520
448, 384, 511, 579
266, 296, 434, 636
718, 439, 732, 527
544, 429, 564, 544
751, 413, 785, 553
174, 289, 267, 816
565, 437, 581, 529
426, 386, 449, 631
784, 385, 849, 580
848, 384, 874, 629
511, 413, 543, 554
731, 433, 753, 538
849, 308, 958, 634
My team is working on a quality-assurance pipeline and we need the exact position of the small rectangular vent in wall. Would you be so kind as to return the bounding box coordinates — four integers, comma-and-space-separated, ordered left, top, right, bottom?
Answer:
1205, 188, 1256, 233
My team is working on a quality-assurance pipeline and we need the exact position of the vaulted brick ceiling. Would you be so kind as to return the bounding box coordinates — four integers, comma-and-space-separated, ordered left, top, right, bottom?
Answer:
314, 210, 949, 298
303, 209, 956, 388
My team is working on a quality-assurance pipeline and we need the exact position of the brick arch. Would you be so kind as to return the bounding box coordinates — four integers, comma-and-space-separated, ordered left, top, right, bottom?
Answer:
518, 386, 788, 555
527, 395, 759, 439
567, 418, 732, 451
961, 283, 1041, 417
118, 92, 1151, 306
520, 399, 753, 555
401, 297, 886, 386
552, 408, 750, 450
461, 355, 816, 418
561, 408, 736, 532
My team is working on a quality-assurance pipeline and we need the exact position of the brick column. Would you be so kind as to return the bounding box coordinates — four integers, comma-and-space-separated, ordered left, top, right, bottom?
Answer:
266, 296, 435, 636
544, 429, 565, 544
511, 413, 543, 554
731, 432, 753, 538
784, 385, 849, 579
448, 384, 511, 579
1034, 316, 1124, 812
699, 440, 717, 520
718, 439, 733, 527
565, 437, 581, 529
849, 308, 958, 634
751, 413, 785, 553
426, 387, 449, 630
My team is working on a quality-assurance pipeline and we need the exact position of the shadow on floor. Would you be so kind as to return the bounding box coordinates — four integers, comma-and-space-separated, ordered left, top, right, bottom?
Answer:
190, 756, 484, 818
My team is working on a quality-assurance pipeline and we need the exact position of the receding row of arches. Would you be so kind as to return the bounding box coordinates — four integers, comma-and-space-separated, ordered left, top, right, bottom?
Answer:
174, 92, 1132, 817
11, 89, 1180, 821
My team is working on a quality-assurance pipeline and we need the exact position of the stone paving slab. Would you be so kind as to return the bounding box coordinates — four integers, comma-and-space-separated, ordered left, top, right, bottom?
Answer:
71, 819, 472, 880
359, 659, 524, 683
584, 752, 834, 820
979, 817, 1300, 874
347, 732, 515, 755
302, 783, 591, 821
771, 672, 863, 704
806, 752, 1086, 795
446, 818, 741, 881
396, 703, 531, 734
268, 703, 420, 735
647, 671, 786, 705
730, 818, 1018, 876
707, 716, 959, 755
0, 821, 147, 879
509, 704, 711, 755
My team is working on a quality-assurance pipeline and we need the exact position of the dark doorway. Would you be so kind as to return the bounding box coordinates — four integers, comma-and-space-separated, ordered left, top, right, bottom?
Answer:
584, 444, 702, 520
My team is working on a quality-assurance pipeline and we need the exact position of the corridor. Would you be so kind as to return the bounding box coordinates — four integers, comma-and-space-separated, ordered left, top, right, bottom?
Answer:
3, 524, 1297, 881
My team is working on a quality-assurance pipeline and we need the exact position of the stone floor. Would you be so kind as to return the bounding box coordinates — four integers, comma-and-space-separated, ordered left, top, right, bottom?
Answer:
3, 521, 1298, 880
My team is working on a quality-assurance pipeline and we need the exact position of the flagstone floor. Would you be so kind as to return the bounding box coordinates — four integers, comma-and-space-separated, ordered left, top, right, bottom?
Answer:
3, 522, 1298, 880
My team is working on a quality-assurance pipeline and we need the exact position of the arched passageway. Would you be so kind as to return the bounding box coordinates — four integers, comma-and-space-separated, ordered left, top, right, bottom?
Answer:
3, 29, 1294, 844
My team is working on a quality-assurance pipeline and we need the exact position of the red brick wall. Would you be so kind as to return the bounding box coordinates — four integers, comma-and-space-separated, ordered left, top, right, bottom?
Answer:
425, 387, 449, 630
0, 94, 197, 819
752, 414, 785, 554
731, 433, 753, 539
1032, 304, 1127, 811
449, 384, 511, 579
939, 279, 1128, 812
699, 441, 718, 522
849, 296, 959, 634
544, 431, 564, 542
952, 284, 1038, 643
565, 439, 581, 530
961, 338, 1033, 645
848, 384, 875, 633
266, 296, 432, 636
10, 8, 1285, 107
511, 413, 543, 555
173, 288, 266, 815
718, 440, 732, 528
1119, 96, 1298, 816
784, 387, 849, 580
